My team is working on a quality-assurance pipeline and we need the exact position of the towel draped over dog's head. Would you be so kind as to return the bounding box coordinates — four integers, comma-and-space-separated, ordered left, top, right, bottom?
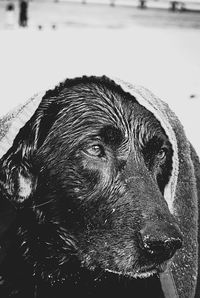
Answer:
0, 76, 199, 298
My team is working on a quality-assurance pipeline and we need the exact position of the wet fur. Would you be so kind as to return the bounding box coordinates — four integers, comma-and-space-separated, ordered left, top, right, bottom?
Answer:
0, 78, 175, 297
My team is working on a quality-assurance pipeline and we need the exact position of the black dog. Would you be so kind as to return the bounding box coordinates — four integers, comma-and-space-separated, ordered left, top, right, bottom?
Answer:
0, 77, 183, 297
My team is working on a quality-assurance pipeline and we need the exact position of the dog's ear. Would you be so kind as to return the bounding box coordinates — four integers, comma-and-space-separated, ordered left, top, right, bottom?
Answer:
0, 99, 61, 264
0, 122, 39, 206
0, 99, 60, 207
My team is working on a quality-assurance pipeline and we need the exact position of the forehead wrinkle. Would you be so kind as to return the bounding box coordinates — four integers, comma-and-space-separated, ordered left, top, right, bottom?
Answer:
73, 82, 131, 135
63, 101, 128, 144
43, 83, 136, 152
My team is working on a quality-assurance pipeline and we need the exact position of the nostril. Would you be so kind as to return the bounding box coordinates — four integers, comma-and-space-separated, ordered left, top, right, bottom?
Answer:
144, 237, 182, 258
169, 237, 182, 250
138, 227, 183, 261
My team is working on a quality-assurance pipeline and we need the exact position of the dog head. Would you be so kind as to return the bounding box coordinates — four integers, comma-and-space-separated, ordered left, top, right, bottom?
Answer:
0, 77, 182, 291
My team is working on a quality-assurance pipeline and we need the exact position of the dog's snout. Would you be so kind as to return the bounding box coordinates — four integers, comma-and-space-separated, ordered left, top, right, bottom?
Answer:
138, 222, 183, 261
140, 236, 182, 260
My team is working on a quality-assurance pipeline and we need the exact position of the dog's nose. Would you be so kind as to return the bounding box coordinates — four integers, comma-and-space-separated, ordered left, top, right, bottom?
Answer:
138, 222, 183, 261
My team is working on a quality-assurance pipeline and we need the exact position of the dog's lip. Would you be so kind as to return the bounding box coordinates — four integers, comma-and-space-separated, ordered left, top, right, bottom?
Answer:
139, 261, 169, 275
105, 267, 157, 279
104, 261, 169, 278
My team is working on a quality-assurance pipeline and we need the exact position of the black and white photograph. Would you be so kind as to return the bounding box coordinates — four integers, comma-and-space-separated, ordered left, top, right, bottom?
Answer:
0, 0, 200, 297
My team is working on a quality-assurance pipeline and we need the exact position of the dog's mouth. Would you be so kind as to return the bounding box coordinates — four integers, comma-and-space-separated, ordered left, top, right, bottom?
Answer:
59, 255, 170, 297
105, 266, 157, 278
102, 262, 171, 298
134, 260, 169, 277
105, 259, 169, 278
92, 266, 166, 298
78, 243, 173, 297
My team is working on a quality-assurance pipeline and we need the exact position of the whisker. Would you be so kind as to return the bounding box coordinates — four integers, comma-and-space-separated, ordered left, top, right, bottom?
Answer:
30, 199, 54, 209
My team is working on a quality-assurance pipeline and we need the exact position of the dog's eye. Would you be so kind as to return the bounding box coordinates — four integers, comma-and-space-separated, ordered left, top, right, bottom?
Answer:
84, 144, 105, 158
157, 148, 167, 162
